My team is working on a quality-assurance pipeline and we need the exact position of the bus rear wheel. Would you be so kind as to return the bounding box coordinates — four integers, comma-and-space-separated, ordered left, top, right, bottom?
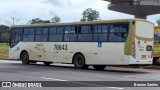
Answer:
21, 52, 30, 64
93, 65, 106, 70
73, 54, 89, 69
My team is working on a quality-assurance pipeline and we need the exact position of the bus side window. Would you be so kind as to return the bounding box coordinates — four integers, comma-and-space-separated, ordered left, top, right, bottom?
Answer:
93, 24, 109, 42
78, 25, 92, 41
64, 26, 77, 41
109, 23, 129, 42
49, 26, 63, 42
23, 28, 35, 42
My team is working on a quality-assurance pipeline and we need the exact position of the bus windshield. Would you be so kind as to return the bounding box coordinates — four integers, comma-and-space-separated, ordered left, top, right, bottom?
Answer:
10, 28, 23, 48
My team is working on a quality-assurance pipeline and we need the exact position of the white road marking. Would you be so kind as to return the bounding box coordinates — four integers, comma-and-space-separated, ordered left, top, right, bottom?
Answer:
0, 60, 21, 63
41, 77, 67, 81
123, 75, 159, 80
41, 77, 124, 89
72, 81, 124, 89
108, 87, 124, 90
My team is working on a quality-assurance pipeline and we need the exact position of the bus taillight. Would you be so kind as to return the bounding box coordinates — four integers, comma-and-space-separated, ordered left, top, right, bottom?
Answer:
146, 45, 152, 51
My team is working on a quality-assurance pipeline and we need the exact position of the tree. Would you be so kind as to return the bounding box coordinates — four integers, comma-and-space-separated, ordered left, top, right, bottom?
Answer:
29, 18, 51, 24
51, 16, 61, 23
0, 33, 9, 43
0, 25, 9, 33
81, 8, 100, 21
157, 19, 160, 25
0, 25, 9, 43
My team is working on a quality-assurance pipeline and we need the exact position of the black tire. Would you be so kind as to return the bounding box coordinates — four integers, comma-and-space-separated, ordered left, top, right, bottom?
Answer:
44, 62, 52, 66
93, 65, 106, 70
73, 54, 89, 69
21, 52, 30, 64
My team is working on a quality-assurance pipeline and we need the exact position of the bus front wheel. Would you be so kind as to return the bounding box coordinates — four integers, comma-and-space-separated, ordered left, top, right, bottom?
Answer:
93, 65, 106, 70
73, 54, 89, 69
21, 52, 30, 64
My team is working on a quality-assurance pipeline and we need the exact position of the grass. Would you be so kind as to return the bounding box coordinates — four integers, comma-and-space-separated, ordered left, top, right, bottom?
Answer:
153, 43, 160, 56
0, 43, 9, 59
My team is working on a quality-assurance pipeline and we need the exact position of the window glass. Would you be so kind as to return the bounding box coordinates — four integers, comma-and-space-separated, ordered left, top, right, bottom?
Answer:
78, 25, 92, 41
102, 25, 108, 33
109, 33, 123, 42
81, 26, 91, 33
50, 27, 57, 34
78, 34, 92, 41
35, 35, 45, 41
43, 28, 49, 34
42, 35, 48, 41
72, 27, 76, 32
65, 26, 76, 34
49, 35, 63, 41
14, 28, 23, 34
35, 35, 41, 42
11, 35, 15, 42
99, 34, 108, 41
64, 26, 77, 41
93, 24, 109, 42
65, 27, 72, 33
11, 28, 23, 43
23, 35, 34, 41
93, 34, 99, 41
109, 23, 129, 42
110, 25, 120, 33
15, 34, 21, 42
94, 34, 108, 41
23, 28, 30, 34
94, 25, 101, 33
57, 27, 63, 33
49, 26, 63, 42
120, 26, 127, 32
64, 34, 77, 41
35, 28, 48, 42
23, 28, 35, 41
30, 28, 35, 34
36, 28, 42, 34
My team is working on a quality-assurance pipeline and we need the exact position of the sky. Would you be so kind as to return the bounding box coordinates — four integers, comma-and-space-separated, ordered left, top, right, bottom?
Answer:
0, 0, 160, 26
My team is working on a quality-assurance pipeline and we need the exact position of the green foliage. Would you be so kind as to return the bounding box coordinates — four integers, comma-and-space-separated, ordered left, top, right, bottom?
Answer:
0, 25, 9, 33
29, 16, 61, 24
157, 19, 160, 25
51, 16, 61, 23
0, 43, 9, 59
81, 8, 100, 21
0, 25, 9, 42
29, 18, 51, 24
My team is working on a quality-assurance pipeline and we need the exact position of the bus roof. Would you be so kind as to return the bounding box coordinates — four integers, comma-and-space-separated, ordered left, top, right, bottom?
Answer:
11, 19, 153, 28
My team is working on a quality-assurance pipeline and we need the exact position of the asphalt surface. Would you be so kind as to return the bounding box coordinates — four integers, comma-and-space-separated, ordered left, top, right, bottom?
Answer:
0, 60, 160, 90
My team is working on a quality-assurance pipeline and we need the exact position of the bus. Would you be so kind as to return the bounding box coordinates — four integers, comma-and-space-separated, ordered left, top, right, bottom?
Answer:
9, 19, 154, 70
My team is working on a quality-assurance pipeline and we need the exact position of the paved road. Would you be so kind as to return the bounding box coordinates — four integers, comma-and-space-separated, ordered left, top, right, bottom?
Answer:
0, 60, 160, 90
